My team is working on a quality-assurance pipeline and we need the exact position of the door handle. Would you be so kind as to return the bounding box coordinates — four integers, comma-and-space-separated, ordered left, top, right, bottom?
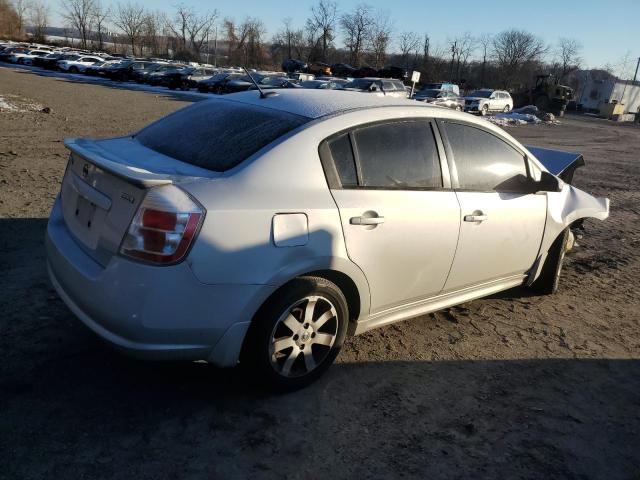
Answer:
464, 214, 488, 222
350, 216, 385, 225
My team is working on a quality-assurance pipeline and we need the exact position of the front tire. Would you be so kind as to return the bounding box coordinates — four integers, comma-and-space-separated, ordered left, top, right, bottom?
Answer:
242, 276, 349, 391
531, 229, 569, 295
481, 104, 489, 116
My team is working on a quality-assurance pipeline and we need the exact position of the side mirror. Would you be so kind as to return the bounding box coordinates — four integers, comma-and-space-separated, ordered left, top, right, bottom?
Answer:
536, 171, 562, 192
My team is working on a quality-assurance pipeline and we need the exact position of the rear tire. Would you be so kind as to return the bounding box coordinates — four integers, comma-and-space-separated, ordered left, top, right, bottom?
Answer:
531, 229, 569, 295
242, 276, 349, 392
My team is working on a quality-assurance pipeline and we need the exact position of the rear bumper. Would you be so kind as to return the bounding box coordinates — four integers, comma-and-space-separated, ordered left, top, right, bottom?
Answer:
46, 195, 275, 366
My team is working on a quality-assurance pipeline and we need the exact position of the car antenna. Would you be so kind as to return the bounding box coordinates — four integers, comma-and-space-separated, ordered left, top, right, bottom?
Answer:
243, 67, 278, 99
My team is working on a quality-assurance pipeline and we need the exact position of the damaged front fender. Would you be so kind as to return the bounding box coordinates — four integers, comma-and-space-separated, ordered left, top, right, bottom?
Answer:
527, 184, 609, 285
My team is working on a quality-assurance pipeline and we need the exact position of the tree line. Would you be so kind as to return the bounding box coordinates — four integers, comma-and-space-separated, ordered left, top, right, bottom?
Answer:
2, 0, 585, 90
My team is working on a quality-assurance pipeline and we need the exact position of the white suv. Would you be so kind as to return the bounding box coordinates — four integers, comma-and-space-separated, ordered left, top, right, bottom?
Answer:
464, 89, 513, 115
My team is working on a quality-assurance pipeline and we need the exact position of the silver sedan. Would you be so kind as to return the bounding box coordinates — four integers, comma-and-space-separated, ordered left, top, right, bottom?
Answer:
46, 90, 609, 390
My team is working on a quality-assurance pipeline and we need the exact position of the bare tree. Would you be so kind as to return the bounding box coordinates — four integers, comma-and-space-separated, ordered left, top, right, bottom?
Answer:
225, 16, 266, 67
454, 33, 475, 82
113, 1, 146, 56
340, 4, 373, 67
478, 33, 492, 87
0, 0, 22, 38
556, 37, 582, 80
13, 0, 28, 34
272, 17, 306, 64
369, 11, 392, 69
91, 0, 110, 51
29, 0, 49, 42
305, 0, 337, 62
141, 10, 167, 57
492, 29, 547, 87
60, 0, 95, 49
167, 4, 218, 61
167, 3, 189, 53
420, 33, 429, 75
398, 31, 419, 69
186, 10, 218, 61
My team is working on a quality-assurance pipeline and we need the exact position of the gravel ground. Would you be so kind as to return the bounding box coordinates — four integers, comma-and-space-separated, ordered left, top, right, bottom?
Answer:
1, 66, 639, 480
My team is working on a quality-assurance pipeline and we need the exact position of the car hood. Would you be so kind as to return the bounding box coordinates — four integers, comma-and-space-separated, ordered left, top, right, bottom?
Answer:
526, 145, 586, 184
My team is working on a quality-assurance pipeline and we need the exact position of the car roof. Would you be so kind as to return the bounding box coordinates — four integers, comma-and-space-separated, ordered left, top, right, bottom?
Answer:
216, 89, 428, 119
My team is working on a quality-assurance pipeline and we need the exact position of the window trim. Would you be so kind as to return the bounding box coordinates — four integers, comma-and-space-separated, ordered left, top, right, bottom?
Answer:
318, 118, 452, 191
436, 118, 533, 193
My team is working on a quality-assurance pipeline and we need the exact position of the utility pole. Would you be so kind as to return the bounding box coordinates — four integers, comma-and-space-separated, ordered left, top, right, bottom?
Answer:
619, 57, 640, 107
213, 25, 218, 67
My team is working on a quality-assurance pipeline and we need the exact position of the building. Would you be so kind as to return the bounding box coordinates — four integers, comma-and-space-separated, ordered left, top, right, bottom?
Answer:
577, 74, 640, 119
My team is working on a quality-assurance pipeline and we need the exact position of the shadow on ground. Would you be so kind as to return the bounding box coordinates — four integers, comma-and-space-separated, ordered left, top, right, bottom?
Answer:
1, 217, 638, 480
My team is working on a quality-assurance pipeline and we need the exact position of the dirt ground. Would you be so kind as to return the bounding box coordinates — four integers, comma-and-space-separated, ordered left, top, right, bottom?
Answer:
1, 66, 639, 480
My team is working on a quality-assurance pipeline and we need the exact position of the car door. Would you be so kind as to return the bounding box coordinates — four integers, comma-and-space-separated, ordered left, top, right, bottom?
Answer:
321, 119, 461, 314
438, 120, 546, 291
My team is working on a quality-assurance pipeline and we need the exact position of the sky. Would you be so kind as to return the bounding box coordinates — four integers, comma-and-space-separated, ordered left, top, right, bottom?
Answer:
48, 0, 640, 75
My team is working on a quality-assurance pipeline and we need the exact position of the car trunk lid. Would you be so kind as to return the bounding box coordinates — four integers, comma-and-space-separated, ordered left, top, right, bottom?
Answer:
60, 137, 216, 267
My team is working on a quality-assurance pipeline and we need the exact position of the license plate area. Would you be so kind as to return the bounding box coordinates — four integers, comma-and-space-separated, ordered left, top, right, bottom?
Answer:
75, 196, 97, 231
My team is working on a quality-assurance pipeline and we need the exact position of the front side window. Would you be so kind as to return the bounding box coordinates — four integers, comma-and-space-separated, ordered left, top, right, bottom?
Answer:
352, 121, 442, 189
442, 122, 528, 191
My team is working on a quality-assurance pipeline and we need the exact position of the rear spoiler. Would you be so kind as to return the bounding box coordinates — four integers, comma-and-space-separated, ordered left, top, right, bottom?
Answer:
525, 145, 585, 184
64, 138, 173, 188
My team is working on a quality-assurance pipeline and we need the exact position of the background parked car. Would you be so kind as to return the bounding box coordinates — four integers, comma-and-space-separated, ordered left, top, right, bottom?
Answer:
249, 76, 300, 90
331, 63, 356, 77
282, 58, 307, 73
422, 82, 461, 96
377, 66, 408, 80
221, 73, 268, 93
197, 72, 244, 93
164, 66, 217, 90
307, 62, 332, 76
414, 88, 465, 110
352, 66, 378, 78
342, 77, 408, 98
105, 60, 150, 81
84, 59, 120, 76
299, 79, 344, 89
10, 49, 49, 65
57, 56, 102, 73
464, 89, 513, 115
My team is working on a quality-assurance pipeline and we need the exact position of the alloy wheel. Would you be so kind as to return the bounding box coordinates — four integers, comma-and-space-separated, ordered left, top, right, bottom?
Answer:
269, 296, 338, 378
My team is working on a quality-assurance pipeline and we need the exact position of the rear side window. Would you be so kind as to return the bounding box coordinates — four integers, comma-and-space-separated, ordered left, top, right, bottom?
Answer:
136, 100, 309, 172
442, 122, 528, 191
352, 121, 442, 188
327, 134, 358, 187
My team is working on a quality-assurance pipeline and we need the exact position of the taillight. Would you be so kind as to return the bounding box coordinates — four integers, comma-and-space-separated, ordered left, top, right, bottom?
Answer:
120, 185, 205, 265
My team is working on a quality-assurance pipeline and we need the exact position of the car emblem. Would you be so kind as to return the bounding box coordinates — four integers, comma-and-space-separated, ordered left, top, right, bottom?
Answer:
82, 163, 89, 178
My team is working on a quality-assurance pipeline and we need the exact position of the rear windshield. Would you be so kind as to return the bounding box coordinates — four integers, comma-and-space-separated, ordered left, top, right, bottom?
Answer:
136, 100, 309, 172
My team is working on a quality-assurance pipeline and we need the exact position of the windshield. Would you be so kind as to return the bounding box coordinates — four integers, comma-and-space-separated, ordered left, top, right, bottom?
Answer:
260, 77, 287, 86
136, 100, 309, 172
469, 90, 492, 98
417, 89, 441, 97
343, 79, 374, 90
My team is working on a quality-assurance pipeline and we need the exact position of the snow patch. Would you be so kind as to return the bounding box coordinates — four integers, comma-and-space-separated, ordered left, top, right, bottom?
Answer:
0, 95, 44, 113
